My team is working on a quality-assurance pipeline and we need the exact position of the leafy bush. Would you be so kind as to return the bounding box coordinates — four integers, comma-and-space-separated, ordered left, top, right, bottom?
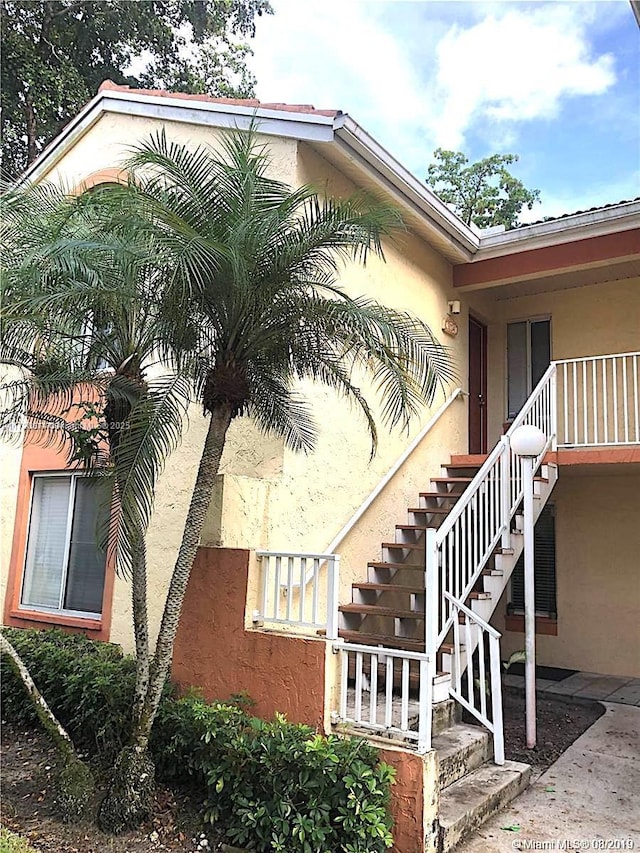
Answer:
1, 627, 136, 760
0, 828, 38, 853
2, 630, 395, 852
154, 696, 395, 853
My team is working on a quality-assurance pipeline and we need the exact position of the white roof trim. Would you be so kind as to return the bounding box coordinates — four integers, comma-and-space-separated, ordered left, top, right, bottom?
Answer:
21, 87, 478, 260
474, 199, 640, 259
20, 86, 639, 265
334, 116, 479, 259
22, 89, 337, 185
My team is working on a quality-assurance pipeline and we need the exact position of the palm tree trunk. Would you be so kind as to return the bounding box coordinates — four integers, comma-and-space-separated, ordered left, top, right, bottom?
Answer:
1, 632, 74, 753
1, 632, 94, 822
130, 534, 149, 726
99, 403, 232, 833
139, 402, 233, 740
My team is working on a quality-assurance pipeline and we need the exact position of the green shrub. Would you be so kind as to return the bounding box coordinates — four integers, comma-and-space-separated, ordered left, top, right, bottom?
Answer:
154, 696, 394, 853
0, 828, 38, 853
1, 627, 136, 760
2, 630, 395, 852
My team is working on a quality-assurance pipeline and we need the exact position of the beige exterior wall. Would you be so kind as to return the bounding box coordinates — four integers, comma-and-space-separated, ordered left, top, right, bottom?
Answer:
496, 470, 640, 677
483, 276, 640, 445
3, 111, 479, 650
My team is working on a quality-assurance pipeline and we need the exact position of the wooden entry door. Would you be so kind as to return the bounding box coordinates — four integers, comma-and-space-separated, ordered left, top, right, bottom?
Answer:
468, 317, 488, 454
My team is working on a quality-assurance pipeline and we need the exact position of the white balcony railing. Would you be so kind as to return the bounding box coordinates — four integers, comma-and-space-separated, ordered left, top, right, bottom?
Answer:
255, 551, 340, 638
557, 352, 640, 447
332, 641, 434, 754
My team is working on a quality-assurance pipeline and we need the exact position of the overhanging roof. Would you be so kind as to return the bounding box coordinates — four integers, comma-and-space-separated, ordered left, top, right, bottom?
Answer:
22, 84, 478, 264
21, 83, 640, 272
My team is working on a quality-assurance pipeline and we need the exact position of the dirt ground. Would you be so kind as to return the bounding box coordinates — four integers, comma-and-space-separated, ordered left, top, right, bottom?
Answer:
0, 723, 216, 853
501, 686, 605, 771
1, 690, 605, 852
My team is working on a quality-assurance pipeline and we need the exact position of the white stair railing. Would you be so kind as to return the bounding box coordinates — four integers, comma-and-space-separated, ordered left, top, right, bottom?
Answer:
445, 592, 504, 764
428, 362, 558, 649
332, 641, 433, 754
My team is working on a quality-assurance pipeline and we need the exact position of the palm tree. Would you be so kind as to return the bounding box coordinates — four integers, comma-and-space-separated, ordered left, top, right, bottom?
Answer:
1, 180, 190, 736
2, 129, 455, 831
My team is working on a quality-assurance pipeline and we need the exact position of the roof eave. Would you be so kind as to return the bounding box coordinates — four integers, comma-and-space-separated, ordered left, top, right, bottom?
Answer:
475, 200, 640, 260
334, 116, 479, 262
20, 89, 478, 263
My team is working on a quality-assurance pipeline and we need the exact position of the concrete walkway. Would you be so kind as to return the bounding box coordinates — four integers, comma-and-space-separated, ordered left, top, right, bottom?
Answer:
456, 703, 640, 851
504, 669, 640, 706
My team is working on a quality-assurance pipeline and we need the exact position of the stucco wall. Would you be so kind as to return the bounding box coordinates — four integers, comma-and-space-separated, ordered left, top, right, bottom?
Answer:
172, 546, 328, 727
376, 743, 439, 853
484, 277, 640, 444
496, 470, 640, 677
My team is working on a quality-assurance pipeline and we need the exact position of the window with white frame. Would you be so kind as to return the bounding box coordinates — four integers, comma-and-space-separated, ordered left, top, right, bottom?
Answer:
21, 474, 107, 617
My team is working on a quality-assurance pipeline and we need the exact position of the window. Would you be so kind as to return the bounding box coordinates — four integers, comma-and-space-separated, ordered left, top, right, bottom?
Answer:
21, 474, 107, 617
507, 318, 551, 419
509, 504, 557, 618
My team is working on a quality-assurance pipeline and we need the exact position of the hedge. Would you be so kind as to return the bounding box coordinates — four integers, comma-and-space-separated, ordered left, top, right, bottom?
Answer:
1, 628, 394, 852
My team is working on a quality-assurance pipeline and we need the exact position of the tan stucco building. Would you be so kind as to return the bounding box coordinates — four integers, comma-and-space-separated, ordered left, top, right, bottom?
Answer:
2, 82, 639, 852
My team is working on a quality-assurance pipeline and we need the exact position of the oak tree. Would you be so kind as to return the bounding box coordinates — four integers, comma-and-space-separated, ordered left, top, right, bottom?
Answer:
0, 0, 271, 178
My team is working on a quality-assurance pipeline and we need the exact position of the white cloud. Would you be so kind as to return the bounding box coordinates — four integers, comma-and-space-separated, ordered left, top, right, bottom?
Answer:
431, 5, 616, 148
249, 1, 619, 176
249, 0, 440, 171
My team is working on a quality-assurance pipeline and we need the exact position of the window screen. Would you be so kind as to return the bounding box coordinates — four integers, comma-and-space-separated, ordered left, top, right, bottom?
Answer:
21, 475, 107, 616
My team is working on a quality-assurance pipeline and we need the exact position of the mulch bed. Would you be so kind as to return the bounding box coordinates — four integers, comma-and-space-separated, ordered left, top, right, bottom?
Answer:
1, 690, 605, 852
501, 685, 605, 770
0, 722, 216, 853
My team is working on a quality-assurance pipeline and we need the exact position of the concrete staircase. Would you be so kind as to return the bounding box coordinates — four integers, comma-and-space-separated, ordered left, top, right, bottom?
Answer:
334, 452, 557, 850
433, 708, 530, 851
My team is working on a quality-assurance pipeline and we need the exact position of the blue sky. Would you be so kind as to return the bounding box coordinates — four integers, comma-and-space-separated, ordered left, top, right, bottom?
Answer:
248, 1, 639, 221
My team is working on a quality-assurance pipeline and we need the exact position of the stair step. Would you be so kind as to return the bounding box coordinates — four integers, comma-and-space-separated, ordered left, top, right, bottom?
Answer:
439, 761, 531, 852
408, 506, 451, 514
433, 724, 492, 789
432, 699, 462, 736
395, 524, 438, 532
450, 455, 488, 465
418, 492, 461, 501
340, 603, 424, 619
370, 563, 425, 572
337, 630, 424, 651
381, 541, 423, 551
353, 582, 423, 594
468, 591, 492, 600
431, 477, 474, 484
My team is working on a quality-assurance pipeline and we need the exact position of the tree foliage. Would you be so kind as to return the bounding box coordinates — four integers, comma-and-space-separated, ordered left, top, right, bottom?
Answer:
426, 148, 541, 230
1, 129, 454, 830
0, 0, 272, 178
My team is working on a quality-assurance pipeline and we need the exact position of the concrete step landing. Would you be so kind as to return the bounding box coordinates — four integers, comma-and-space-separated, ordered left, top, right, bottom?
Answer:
438, 760, 531, 852
433, 724, 492, 790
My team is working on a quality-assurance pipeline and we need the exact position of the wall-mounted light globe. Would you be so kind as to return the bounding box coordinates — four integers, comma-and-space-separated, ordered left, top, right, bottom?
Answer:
511, 424, 546, 458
